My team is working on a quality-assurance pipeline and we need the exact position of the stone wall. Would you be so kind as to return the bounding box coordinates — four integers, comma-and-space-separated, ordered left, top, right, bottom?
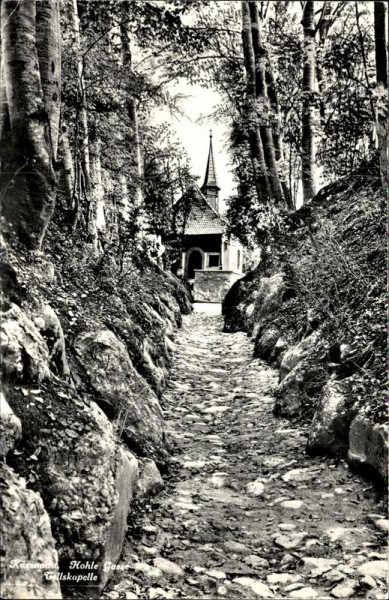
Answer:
194, 270, 242, 303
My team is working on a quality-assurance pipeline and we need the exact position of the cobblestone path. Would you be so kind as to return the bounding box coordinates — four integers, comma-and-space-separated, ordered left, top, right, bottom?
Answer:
107, 308, 387, 600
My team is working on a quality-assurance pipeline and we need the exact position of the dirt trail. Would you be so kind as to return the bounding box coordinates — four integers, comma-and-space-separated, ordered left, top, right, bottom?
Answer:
106, 307, 387, 600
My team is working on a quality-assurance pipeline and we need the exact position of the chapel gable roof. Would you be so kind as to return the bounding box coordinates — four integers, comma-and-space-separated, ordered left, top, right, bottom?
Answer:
177, 185, 226, 235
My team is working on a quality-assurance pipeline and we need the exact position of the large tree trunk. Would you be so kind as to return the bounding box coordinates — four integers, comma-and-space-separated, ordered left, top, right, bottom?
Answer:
36, 1, 61, 160
249, 0, 285, 206
316, 1, 332, 126
120, 2, 143, 210
70, 0, 92, 232
374, 1, 388, 188
90, 132, 106, 236
374, 2, 388, 88
241, 1, 271, 203
301, 0, 317, 203
1, 0, 61, 249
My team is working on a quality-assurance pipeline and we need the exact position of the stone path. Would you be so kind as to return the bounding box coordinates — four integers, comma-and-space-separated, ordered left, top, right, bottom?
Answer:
105, 309, 388, 600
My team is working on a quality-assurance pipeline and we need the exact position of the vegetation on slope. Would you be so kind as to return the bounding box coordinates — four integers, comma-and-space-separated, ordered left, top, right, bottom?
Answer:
224, 161, 385, 427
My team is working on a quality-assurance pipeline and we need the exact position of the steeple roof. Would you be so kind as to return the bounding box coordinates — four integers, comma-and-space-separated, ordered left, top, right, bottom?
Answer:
201, 130, 221, 191
176, 185, 226, 235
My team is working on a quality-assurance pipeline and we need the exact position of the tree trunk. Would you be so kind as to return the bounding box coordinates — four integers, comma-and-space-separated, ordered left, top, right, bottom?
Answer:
241, 1, 271, 203
120, 2, 143, 210
70, 0, 92, 228
58, 125, 75, 210
374, 2, 388, 88
249, 0, 285, 206
119, 174, 131, 222
1, 0, 61, 249
316, 1, 332, 126
374, 1, 388, 188
90, 133, 106, 236
36, 1, 61, 160
301, 0, 317, 203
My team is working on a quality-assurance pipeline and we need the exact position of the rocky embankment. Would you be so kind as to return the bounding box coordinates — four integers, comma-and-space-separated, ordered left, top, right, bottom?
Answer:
223, 166, 387, 489
102, 309, 387, 600
0, 242, 191, 599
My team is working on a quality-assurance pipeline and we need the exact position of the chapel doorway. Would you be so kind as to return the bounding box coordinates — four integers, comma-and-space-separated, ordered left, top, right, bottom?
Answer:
187, 250, 203, 279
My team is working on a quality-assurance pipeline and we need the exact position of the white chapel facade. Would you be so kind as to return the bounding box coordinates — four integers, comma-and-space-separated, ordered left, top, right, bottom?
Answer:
179, 132, 244, 303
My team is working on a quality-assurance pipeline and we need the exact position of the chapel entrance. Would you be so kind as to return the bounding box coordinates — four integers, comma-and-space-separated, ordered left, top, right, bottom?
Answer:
187, 250, 203, 279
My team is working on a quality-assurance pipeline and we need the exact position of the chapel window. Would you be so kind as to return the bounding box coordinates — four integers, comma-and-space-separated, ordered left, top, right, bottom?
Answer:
208, 254, 220, 268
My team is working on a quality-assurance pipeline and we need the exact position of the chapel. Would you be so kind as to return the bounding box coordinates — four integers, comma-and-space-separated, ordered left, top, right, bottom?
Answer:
179, 132, 244, 303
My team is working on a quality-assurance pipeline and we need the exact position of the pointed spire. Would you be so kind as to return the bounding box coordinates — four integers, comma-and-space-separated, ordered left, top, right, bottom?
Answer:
201, 130, 221, 212
202, 129, 220, 190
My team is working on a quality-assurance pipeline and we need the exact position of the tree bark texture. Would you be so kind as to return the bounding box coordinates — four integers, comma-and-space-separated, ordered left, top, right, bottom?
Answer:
121, 2, 143, 210
301, 0, 317, 203
241, 1, 271, 203
1, 0, 61, 249
70, 0, 92, 219
90, 133, 106, 235
36, 0, 61, 159
316, 1, 332, 126
374, 1, 388, 188
58, 125, 75, 210
249, 0, 285, 205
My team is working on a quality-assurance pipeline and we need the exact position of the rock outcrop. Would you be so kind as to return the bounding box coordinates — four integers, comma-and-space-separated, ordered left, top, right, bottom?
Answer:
348, 416, 388, 485
136, 458, 165, 500
0, 463, 62, 600
31, 302, 70, 378
74, 329, 166, 464
0, 249, 191, 598
307, 379, 357, 454
0, 392, 22, 457
0, 303, 50, 382
279, 332, 319, 382
222, 267, 262, 333
222, 167, 385, 488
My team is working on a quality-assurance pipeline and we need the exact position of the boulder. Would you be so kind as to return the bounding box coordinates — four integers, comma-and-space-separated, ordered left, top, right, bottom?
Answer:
0, 303, 50, 382
347, 415, 388, 484
161, 270, 192, 316
0, 261, 25, 309
141, 337, 168, 394
279, 332, 319, 382
0, 463, 62, 599
136, 458, 165, 500
271, 337, 289, 367
74, 329, 166, 463
254, 325, 281, 361
223, 268, 262, 333
274, 358, 325, 419
31, 303, 70, 378
307, 379, 357, 455
160, 291, 183, 326
98, 447, 139, 592
253, 273, 285, 326
38, 400, 138, 597
0, 392, 22, 457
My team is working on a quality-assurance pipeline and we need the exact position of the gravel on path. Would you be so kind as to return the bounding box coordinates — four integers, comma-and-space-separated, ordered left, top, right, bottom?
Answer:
104, 311, 387, 600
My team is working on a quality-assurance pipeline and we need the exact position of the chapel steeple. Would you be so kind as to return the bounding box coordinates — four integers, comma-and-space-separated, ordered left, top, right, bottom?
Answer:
201, 130, 221, 213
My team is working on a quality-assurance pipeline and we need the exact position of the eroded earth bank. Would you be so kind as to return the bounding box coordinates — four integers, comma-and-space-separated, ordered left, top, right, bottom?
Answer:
104, 307, 387, 600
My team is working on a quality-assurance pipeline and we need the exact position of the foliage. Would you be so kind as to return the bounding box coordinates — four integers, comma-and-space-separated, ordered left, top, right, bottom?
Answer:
210, 1, 382, 246
274, 168, 385, 422
142, 123, 197, 244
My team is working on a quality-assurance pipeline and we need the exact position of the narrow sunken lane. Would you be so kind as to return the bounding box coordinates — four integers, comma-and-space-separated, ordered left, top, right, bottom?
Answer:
107, 307, 387, 600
